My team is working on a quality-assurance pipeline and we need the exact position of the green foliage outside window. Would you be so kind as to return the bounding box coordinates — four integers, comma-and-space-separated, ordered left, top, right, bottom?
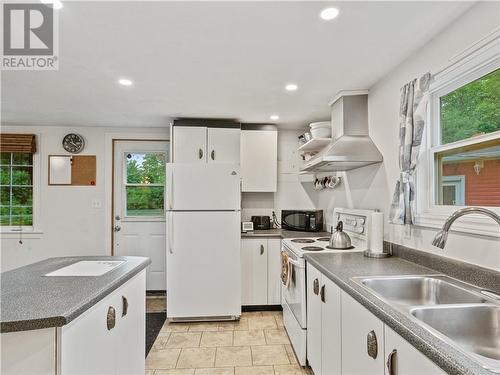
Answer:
440, 68, 500, 144
125, 153, 165, 216
0, 152, 33, 226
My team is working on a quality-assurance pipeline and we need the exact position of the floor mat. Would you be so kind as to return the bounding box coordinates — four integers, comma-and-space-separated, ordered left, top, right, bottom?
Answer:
145, 312, 166, 357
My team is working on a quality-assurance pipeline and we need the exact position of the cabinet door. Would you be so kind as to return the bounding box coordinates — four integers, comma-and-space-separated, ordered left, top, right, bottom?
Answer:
306, 263, 322, 375
207, 127, 240, 163
241, 239, 268, 305
60, 290, 119, 375
115, 271, 146, 375
321, 276, 342, 375
241, 130, 277, 192
341, 291, 385, 375
173, 126, 207, 162
267, 239, 282, 305
384, 326, 446, 375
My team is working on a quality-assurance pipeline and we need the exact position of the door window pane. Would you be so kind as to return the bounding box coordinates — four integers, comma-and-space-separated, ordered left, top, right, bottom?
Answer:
440, 68, 500, 144
126, 153, 165, 184
435, 139, 500, 206
126, 186, 164, 216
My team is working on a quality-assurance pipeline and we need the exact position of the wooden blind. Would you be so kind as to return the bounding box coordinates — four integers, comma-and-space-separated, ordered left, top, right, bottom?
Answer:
0, 134, 37, 153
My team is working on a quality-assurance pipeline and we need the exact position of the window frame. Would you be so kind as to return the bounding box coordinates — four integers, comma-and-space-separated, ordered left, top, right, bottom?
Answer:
121, 150, 167, 221
414, 40, 500, 238
1, 136, 42, 236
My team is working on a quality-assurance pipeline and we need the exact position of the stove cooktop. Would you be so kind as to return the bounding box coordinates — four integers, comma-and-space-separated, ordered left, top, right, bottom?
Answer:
284, 236, 365, 257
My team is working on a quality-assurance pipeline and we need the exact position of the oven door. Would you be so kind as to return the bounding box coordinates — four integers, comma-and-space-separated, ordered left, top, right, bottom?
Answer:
281, 245, 307, 328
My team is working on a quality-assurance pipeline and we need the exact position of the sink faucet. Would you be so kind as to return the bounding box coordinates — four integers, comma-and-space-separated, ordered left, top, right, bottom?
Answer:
432, 207, 500, 249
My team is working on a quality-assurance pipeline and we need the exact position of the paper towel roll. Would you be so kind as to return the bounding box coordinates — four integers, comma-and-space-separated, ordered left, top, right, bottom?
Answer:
370, 212, 384, 253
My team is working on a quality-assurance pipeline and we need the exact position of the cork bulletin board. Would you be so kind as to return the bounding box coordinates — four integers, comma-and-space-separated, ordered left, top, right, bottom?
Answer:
48, 155, 96, 186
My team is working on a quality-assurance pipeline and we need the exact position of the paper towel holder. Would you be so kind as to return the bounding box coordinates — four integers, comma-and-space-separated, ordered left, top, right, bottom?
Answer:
364, 210, 392, 259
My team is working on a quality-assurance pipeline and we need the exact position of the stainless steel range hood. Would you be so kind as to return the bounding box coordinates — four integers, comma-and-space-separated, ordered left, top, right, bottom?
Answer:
301, 91, 383, 173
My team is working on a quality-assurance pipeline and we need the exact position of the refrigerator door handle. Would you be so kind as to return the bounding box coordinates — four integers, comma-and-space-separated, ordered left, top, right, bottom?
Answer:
168, 214, 174, 254
168, 166, 174, 210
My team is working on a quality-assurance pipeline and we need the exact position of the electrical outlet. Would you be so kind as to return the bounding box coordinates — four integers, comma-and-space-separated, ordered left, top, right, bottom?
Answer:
92, 199, 102, 209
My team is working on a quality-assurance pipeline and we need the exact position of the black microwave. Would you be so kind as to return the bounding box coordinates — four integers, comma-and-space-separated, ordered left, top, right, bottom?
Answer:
281, 210, 323, 232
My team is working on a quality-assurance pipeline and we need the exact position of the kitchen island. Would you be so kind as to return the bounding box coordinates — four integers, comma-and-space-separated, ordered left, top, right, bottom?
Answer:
1, 256, 150, 375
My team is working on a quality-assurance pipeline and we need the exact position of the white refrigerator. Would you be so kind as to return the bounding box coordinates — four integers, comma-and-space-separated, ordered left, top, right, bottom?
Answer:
166, 163, 241, 321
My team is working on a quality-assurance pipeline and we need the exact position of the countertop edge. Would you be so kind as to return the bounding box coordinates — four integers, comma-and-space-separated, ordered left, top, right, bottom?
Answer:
1, 257, 151, 333
304, 254, 491, 375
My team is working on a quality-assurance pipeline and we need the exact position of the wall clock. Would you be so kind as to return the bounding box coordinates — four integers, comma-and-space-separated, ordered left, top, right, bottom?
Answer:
62, 133, 85, 154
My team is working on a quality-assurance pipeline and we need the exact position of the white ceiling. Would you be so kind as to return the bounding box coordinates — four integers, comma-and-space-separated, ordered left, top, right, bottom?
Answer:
1, 1, 474, 129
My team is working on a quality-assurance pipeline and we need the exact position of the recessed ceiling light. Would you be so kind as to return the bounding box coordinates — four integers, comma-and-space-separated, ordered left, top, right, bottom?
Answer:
41, 0, 63, 9
270, 115, 280, 121
320, 7, 339, 21
118, 79, 133, 86
285, 83, 298, 91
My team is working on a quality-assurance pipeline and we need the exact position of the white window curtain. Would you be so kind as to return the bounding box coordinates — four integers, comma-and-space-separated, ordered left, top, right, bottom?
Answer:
389, 72, 431, 225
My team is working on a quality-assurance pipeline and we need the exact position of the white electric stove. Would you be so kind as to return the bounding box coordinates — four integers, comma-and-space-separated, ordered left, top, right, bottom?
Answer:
281, 208, 380, 366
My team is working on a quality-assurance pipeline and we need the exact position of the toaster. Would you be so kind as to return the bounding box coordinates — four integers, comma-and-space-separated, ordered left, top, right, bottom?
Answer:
251, 216, 271, 230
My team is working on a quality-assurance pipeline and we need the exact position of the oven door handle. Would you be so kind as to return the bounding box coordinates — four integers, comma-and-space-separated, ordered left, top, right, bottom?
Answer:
287, 257, 302, 268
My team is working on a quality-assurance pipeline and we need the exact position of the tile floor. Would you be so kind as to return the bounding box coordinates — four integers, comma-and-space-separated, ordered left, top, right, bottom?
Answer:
145, 311, 312, 375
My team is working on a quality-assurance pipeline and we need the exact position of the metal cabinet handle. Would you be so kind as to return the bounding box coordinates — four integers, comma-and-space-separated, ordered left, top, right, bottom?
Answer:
107, 306, 116, 330
198, 148, 203, 159
313, 278, 319, 295
122, 296, 128, 317
387, 349, 397, 375
211, 150, 215, 160
367, 330, 378, 359
320, 285, 325, 303
260, 244, 265, 255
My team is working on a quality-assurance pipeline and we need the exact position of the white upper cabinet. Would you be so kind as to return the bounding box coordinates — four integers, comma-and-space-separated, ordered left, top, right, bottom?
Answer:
207, 127, 240, 163
241, 128, 277, 192
173, 123, 240, 163
173, 126, 207, 163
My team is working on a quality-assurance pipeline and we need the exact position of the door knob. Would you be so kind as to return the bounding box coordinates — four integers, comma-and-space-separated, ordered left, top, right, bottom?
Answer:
114, 225, 121, 232
115, 215, 121, 220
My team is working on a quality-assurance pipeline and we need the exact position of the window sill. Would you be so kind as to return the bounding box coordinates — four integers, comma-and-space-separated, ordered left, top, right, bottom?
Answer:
1, 229, 44, 239
414, 211, 500, 238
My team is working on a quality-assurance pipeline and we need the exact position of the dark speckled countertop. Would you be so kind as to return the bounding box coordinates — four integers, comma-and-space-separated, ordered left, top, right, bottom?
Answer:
305, 252, 498, 375
241, 229, 330, 238
1, 256, 150, 333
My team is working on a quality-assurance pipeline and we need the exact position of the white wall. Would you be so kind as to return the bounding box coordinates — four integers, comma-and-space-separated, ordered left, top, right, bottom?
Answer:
242, 129, 317, 221
317, 2, 500, 270
0, 125, 168, 272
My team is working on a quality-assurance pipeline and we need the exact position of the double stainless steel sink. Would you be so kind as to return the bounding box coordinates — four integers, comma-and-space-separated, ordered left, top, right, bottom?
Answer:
353, 275, 500, 372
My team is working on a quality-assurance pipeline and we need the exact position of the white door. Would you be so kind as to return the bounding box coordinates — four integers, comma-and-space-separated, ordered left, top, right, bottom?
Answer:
322, 277, 342, 375
241, 239, 268, 305
207, 127, 240, 163
167, 163, 241, 210
267, 239, 282, 305
306, 264, 322, 375
173, 126, 207, 163
241, 129, 277, 192
167, 211, 241, 318
113, 140, 169, 291
342, 291, 385, 375
384, 326, 446, 375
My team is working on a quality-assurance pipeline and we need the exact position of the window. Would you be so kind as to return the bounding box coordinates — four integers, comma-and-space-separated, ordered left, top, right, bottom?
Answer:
432, 68, 500, 208
0, 152, 34, 227
124, 152, 166, 217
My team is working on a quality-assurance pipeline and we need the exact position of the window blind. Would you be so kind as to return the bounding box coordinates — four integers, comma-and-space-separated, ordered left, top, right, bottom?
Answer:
0, 134, 37, 153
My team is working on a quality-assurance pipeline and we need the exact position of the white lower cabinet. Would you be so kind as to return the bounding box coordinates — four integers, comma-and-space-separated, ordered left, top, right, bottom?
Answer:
241, 238, 282, 305
384, 326, 446, 375
306, 268, 445, 375
1, 271, 146, 375
341, 291, 385, 375
306, 263, 341, 375
60, 270, 146, 375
